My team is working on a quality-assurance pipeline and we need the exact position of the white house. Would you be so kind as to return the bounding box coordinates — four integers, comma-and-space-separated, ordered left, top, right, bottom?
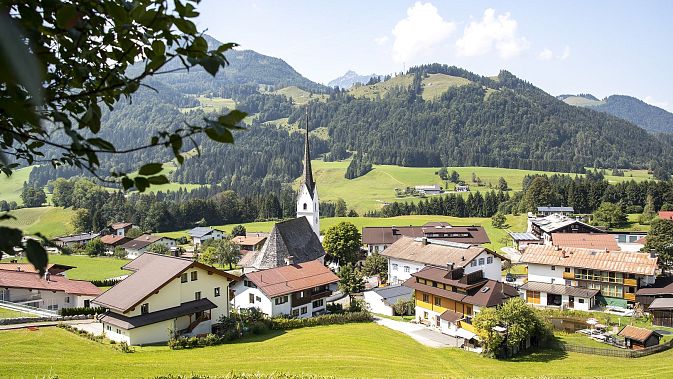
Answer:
520, 245, 658, 310
231, 259, 339, 318
189, 227, 225, 247
379, 237, 507, 285
296, 113, 320, 238
109, 222, 134, 237
415, 184, 442, 196
0, 269, 101, 311
93, 253, 238, 345
362, 285, 413, 316
120, 234, 177, 259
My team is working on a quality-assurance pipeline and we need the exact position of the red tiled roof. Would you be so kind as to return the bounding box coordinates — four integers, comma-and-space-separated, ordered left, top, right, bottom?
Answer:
362, 224, 490, 245
232, 235, 267, 246
100, 235, 130, 245
245, 259, 339, 298
379, 236, 505, 268
551, 233, 620, 251
659, 211, 673, 220
0, 263, 75, 275
110, 222, 133, 230
618, 325, 660, 342
0, 270, 101, 296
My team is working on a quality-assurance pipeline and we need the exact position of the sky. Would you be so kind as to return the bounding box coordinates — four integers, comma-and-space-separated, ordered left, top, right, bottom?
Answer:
197, 1, 673, 111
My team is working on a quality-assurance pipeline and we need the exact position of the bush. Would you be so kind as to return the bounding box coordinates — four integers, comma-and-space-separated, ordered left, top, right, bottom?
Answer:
626, 205, 644, 214
326, 303, 343, 314
57, 323, 105, 343
117, 341, 135, 353
392, 299, 414, 316
90, 278, 121, 287
59, 306, 104, 316
270, 311, 373, 330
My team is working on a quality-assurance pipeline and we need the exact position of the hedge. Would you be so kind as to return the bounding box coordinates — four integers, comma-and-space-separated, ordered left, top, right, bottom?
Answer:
59, 306, 105, 316
90, 278, 121, 287
270, 311, 373, 330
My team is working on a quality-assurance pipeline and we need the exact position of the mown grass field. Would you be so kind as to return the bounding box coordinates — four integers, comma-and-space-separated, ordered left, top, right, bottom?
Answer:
179, 96, 237, 113
159, 214, 527, 252
0, 307, 38, 319
2, 323, 673, 379
0, 255, 130, 281
0, 166, 34, 205
0, 206, 76, 238
306, 160, 651, 213
271, 86, 329, 105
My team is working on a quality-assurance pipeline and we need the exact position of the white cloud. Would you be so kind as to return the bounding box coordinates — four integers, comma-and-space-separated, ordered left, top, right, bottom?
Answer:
538, 48, 553, 61
374, 36, 389, 46
392, 2, 456, 63
559, 46, 571, 60
455, 8, 529, 58
644, 96, 672, 112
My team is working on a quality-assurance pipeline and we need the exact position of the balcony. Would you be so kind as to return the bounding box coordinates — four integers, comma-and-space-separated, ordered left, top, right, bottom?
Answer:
623, 293, 636, 302
562, 272, 574, 280
311, 290, 332, 301
624, 278, 638, 287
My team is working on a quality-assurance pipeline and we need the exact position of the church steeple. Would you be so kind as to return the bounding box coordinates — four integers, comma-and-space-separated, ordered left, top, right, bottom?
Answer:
302, 108, 315, 197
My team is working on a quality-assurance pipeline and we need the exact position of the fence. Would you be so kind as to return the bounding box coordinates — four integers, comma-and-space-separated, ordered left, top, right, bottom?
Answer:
562, 338, 673, 358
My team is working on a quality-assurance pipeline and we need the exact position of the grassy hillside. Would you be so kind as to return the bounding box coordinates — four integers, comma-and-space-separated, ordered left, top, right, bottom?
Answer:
179, 96, 236, 113
2, 323, 673, 378
159, 214, 527, 252
0, 166, 34, 205
421, 73, 473, 100
562, 95, 606, 107
270, 86, 328, 105
348, 73, 473, 101
0, 206, 75, 238
302, 160, 652, 213
0, 255, 130, 281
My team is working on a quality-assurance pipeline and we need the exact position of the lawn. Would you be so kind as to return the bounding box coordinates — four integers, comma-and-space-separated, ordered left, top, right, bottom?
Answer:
0, 307, 38, 319
2, 323, 673, 378
0, 255, 130, 281
0, 206, 76, 238
0, 165, 34, 205
158, 214, 527, 253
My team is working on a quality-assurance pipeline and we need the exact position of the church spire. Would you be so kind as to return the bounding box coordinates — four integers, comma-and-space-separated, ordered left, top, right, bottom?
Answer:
302, 107, 315, 196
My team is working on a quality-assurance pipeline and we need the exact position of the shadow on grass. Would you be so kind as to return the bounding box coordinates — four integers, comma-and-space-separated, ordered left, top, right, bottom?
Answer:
227, 329, 286, 344
505, 346, 568, 363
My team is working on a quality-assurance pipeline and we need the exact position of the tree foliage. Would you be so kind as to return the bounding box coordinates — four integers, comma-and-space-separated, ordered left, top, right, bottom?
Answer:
231, 225, 246, 237
592, 202, 627, 229
645, 219, 673, 271
338, 263, 365, 307
200, 239, 240, 268
362, 252, 388, 282
323, 222, 361, 265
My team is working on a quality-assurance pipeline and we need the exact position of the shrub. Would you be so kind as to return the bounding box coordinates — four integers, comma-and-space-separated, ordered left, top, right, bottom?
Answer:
90, 278, 122, 287
117, 341, 135, 353
59, 306, 104, 316
326, 303, 343, 314
270, 311, 373, 330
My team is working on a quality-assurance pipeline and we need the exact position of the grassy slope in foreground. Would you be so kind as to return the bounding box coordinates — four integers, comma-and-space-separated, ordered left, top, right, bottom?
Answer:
159, 214, 527, 252
308, 160, 652, 213
0, 255, 130, 281
2, 324, 673, 379
0, 165, 34, 205
0, 206, 76, 238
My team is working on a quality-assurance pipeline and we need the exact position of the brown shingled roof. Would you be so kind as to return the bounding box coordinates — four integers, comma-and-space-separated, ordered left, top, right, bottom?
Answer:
232, 235, 267, 247
110, 222, 133, 230
379, 236, 505, 268
618, 325, 661, 342
521, 245, 657, 276
551, 233, 620, 251
0, 263, 75, 275
245, 259, 339, 298
100, 235, 130, 246
0, 270, 101, 296
362, 224, 490, 246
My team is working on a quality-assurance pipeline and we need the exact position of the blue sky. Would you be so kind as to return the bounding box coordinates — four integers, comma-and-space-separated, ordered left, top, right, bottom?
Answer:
197, 1, 673, 111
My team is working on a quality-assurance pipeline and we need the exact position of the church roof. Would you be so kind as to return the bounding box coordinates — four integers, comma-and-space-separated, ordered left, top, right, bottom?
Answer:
246, 217, 325, 270
301, 110, 316, 198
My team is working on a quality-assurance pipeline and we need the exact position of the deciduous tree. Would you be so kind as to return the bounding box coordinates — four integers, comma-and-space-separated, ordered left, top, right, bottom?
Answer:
323, 222, 361, 265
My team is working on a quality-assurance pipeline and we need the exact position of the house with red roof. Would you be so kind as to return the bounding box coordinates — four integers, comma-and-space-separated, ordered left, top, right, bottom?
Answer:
659, 211, 673, 221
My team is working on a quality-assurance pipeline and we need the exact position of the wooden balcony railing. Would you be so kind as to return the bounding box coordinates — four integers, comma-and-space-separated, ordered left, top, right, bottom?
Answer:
623, 293, 636, 301
624, 278, 638, 287
562, 272, 574, 280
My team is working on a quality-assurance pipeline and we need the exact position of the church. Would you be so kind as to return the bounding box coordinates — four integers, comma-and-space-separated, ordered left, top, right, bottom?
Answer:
296, 110, 320, 238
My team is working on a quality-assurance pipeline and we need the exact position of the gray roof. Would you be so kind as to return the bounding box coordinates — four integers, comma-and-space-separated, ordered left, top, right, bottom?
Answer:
99, 298, 216, 329
537, 207, 574, 212
246, 217, 325, 270
55, 233, 100, 243
649, 298, 673, 310
372, 285, 413, 306
509, 232, 540, 241
520, 281, 599, 298
189, 227, 216, 238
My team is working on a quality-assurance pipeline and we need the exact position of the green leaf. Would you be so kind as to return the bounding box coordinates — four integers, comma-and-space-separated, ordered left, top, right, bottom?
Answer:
138, 163, 163, 176
121, 176, 134, 190
218, 110, 247, 126
87, 138, 116, 152
0, 13, 43, 109
25, 239, 48, 276
134, 177, 150, 192
0, 227, 22, 259
174, 19, 197, 34
151, 40, 165, 58
205, 126, 233, 143
147, 175, 169, 185
56, 6, 78, 29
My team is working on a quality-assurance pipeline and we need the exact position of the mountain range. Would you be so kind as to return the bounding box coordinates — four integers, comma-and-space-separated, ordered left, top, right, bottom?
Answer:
558, 94, 673, 134
327, 70, 380, 89
27, 35, 673, 193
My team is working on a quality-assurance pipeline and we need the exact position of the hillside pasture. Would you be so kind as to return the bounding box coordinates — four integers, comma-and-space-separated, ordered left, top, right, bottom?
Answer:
0, 206, 75, 238
271, 86, 328, 105
179, 96, 236, 113
0, 165, 34, 205
0, 255, 130, 281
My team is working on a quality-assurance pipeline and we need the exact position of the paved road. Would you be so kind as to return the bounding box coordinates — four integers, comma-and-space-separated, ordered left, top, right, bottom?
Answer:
374, 316, 461, 348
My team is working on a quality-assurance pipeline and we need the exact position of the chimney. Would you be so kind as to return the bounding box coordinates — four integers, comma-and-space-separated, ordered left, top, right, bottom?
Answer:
392, 226, 399, 236
45, 272, 51, 282
285, 255, 295, 266
447, 263, 454, 271
421, 237, 428, 246
650, 249, 657, 259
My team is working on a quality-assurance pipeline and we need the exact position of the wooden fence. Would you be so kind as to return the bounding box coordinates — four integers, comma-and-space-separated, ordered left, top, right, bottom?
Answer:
562, 338, 673, 358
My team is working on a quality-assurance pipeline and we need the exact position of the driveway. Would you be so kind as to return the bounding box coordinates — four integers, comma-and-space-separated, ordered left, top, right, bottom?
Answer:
73, 321, 103, 335
374, 316, 461, 348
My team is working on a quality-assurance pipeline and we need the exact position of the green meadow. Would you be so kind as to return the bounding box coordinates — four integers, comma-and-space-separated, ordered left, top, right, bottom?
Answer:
0, 254, 130, 281
0, 206, 76, 238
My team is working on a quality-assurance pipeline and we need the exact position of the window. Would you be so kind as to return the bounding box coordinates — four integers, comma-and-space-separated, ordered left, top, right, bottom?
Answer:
65, 296, 70, 303
249, 293, 255, 304
404, 266, 410, 273
303, 203, 307, 210
478, 258, 485, 266
195, 291, 201, 300
299, 291, 305, 298
292, 309, 300, 317
140, 303, 149, 315
578, 298, 585, 304
256, 296, 261, 302
313, 299, 324, 308
191, 271, 198, 281
423, 311, 428, 319
551, 266, 556, 271
422, 293, 430, 302
84, 300, 90, 308
181, 273, 188, 283
565, 267, 571, 273
275, 296, 289, 305
392, 264, 398, 271
116, 328, 121, 334
106, 325, 111, 331
486, 256, 493, 264
214, 287, 221, 297
301, 306, 308, 315
471, 260, 477, 267
434, 296, 442, 306
244, 280, 256, 288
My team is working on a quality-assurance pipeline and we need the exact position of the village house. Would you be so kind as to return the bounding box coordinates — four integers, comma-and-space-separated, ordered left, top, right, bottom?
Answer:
455, 184, 469, 192
659, 211, 673, 220
231, 233, 268, 252
0, 268, 101, 311
93, 253, 237, 345
188, 227, 225, 247
104, 222, 135, 237
508, 232, 541, 251
362, 222, 490, 254
527, 213, 604, 244
100, 235, 131, 251
53, 232, 100, 248
537, 206, 574, 217
415, 184, 442, 196
520, 245, 658, 309
379, 236, 506, 285
618, 325, 662, 349
0, 263, 75, 277
120, 234, 177, 259
362, 285, 413, 316
403, 265, 519, 340
636, 276, 673, 310
647, 298, 673, 327
551, 233, 620, 251
231, 259, 339, 318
